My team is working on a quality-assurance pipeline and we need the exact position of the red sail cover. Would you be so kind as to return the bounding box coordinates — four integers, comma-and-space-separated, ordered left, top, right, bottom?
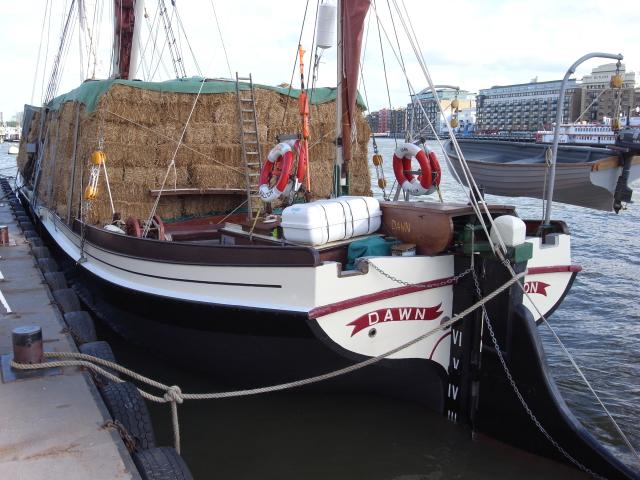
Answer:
342, 0, 370, 125
113, 0, 136, 79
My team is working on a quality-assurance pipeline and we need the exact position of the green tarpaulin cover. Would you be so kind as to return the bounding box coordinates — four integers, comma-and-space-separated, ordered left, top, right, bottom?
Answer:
46, 77, 365, 113
345, 236, 400, 270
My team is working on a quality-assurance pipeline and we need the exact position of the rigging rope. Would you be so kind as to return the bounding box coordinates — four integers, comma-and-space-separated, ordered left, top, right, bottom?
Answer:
373, 0, 396, 149
209, 0, 233, 78
369, 4, 640, 461
174, 7, 202, 77
45, 0, 79, 104
40, 0, 53, 104
31, 0, 51, 105
150, 4, 177, 79
141, 76, 208, 237
281, 0, 311, 127
136, 5, 161, 80
304, 0, 321, 114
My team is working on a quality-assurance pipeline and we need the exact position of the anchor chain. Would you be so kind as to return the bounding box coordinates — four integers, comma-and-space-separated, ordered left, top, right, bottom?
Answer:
471, 269, 602, 479
365, 259, 473, 288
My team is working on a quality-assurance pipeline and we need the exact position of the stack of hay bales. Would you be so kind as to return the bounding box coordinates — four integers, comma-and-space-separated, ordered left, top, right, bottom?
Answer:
19, 81, 371, 226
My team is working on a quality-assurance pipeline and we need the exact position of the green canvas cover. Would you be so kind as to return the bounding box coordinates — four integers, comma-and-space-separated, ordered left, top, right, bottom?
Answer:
345, 236, 400, 270
46, 77, 366, 113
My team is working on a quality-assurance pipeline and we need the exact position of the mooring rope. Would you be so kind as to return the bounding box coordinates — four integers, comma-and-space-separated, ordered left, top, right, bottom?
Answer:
11, 270, 526, 454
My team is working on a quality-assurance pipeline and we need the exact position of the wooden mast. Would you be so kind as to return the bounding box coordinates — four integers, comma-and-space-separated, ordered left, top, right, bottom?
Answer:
334, 0, 370, 196
112, 0, 145, 79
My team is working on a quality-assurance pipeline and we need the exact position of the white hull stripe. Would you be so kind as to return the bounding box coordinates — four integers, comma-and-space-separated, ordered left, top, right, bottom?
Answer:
81, 248, 282, 289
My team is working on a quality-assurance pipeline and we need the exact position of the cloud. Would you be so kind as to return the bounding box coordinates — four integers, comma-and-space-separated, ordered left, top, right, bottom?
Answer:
0, 0, 637, 117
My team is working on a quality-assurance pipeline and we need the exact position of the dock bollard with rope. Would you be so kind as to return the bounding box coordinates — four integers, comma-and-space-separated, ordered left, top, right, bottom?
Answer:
10, 268, 526, 454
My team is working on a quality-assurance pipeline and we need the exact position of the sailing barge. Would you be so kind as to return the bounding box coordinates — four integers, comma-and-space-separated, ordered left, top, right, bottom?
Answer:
15, 1, 638, 478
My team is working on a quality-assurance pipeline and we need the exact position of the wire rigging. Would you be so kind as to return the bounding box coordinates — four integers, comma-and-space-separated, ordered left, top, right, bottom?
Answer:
281, 0, 311, 127
44, 0, 79, 104
373, 1, 396, 149
174, 7, 202, 77
31, 0, 51, 105
209, 0, 232, 78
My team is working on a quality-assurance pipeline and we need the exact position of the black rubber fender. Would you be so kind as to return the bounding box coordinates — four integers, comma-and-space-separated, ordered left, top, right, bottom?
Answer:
24, 230, 39, 240
63, 311, 97, 345
37, 257, 59, 273
52, 288, 82, 313
133, 447, 193, 480
101, 382, 156, 451
79, 340, 120, 386
28, 237, 44, 247
31, 246, 50, 259
44, 271, 67, 290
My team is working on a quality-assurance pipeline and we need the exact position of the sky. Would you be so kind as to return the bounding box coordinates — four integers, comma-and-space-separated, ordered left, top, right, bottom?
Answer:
0, 0, 638, 121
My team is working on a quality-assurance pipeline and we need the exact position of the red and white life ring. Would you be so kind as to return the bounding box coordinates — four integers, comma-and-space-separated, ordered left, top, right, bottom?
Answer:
259, 143, 294, 203
392, 143, 441, 195
259, 140, 307, 203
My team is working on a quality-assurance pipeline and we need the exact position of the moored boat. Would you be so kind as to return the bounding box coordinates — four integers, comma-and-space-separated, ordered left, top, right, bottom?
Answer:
444, 138, 640, 212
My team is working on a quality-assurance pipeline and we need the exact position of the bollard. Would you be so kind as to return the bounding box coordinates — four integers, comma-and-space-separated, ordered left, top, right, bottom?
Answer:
0, 225, 8, 245
12, 326, 43, 364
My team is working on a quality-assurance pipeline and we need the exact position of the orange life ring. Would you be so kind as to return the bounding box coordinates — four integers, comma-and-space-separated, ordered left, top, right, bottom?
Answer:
392, 143, 441, 195
259, 143, 294, 203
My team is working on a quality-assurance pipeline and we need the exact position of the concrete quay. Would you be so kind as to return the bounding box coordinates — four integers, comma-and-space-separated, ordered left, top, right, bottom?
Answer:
0, 198, 140, 479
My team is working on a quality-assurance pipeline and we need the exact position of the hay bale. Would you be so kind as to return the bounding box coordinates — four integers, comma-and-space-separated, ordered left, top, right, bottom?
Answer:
21, 81, 372, 225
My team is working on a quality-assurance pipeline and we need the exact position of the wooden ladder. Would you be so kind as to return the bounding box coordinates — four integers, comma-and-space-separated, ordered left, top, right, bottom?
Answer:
235, 73, 263, 220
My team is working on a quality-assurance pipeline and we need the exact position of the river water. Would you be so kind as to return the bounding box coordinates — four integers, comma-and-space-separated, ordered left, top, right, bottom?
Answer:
1, 138, 638, 479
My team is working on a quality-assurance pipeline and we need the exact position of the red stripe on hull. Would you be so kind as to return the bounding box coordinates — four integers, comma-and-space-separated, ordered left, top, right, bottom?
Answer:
309, 275, 455, 319
528, 264, 582, 275
429, 332, 451, 360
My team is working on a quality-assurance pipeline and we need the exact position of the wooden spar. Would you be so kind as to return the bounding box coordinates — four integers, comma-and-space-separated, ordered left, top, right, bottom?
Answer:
334, 0, 344, 197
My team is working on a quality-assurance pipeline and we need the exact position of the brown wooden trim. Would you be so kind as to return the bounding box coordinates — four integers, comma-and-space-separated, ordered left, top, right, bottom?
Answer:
149, 188, 245, 197
309, 275, 456, 319
591, 156, 621, 171
528, 265, 582, 275
72, 219, 320, 267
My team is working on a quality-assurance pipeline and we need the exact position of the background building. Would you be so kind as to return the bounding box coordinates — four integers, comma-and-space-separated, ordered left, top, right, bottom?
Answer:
580, 63, 635, 122
476, 79, 580, 133
406, 88, 475, 135
365, 108, 406, 137
476, 64, 638, 133
365, 110, 380, 133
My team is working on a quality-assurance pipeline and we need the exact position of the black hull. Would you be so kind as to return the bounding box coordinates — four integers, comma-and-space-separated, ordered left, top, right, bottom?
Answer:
474, 260, 639, 480
21, 191, 637, 479
54, 243, 449, 410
